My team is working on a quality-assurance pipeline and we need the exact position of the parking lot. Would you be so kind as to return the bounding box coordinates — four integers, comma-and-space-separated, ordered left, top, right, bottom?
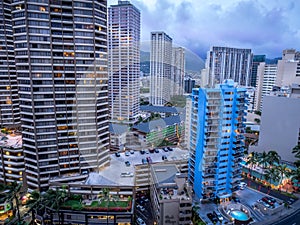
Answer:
86, 147, 189, 186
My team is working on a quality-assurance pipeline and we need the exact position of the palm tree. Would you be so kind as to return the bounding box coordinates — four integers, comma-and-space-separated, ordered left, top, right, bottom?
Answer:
292, 145, 300, 167
292, 145, 300, 158
264, 167, 280, 194
6, 182, 22, 223
26, 191, 45, 222
44, 187, 67, 224
267, 150, 281, 166
258, 151, 269, 170
246, 152, 259, 185
290, 167, 300, 191
276, 164, 290, 191
98, 188, 111, 224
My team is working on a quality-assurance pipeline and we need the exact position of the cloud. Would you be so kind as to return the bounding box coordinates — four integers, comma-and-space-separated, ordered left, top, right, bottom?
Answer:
108, 0, 300, 58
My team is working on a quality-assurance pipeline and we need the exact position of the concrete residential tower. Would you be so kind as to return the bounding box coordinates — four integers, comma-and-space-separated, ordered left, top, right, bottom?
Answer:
0, 1, 20, 128
207, 46, 252, 87
11, 0, 110, 190
108, 0, 140, 124
150, 31, 173, 106
188, 80, 247, 201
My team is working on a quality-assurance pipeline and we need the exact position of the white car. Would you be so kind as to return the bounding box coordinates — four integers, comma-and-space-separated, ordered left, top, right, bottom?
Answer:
137, 217, 146, 225
239, 182, 247, 189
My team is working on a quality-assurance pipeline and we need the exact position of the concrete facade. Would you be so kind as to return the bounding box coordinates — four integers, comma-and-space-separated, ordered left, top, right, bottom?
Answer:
251, 95, 300, 163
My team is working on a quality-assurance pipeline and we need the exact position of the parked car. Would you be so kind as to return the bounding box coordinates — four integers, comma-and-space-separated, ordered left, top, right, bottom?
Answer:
167, 147, 173, 151
120, 172, 134, 177
146, 156, 152, 163
162, 155, 167, 160
145, 149, 150, 154
140, 149, 145, 154
125, 161, 130, 166
163, 148, 169, 152
238, 182, 247, 189
154, 148, 160, 153
115, 152, 120, 157
149, 148, 155, 153
137, 204, 145, 212
125, 151, 130, 156
130, 149, 134, 154
232, 196, 240, 203
137, 217, 146, 225
142, 158, 147, 164
213, 210, 224, 221
207, 213, 218, 223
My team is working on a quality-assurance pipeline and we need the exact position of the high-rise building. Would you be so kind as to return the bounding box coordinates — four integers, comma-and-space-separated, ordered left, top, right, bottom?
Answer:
206, 46, 252, 87
250, 93, 300, 163
250, 55, 266, 87
108, 0, 140, 124
0, 2, 20, 128
275, 49, 300, 87
188, 80, 247, 201
171, 47, 185, 96
184, 78, 195, 94
150, 31, 172, 106
11, 0, 110, 190
254, 63, 277, 111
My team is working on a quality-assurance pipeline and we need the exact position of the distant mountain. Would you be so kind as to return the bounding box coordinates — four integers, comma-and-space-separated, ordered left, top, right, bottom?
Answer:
140, 51, 205, 73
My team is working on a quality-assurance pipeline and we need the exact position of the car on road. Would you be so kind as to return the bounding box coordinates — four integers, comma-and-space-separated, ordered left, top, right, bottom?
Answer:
213, 210, 224, 221
125, 161, 130, 166
115, 152, 120, 157
136, 217, 146, 225
207, 213, 218, 223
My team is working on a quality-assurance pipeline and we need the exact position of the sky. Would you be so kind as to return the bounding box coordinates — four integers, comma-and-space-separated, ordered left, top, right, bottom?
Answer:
108, 0, 300, 59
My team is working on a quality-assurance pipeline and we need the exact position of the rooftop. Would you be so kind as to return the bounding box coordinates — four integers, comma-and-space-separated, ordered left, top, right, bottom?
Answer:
0, 130, 22, 149
140, 105, 183, 114
132, 115, 184, 133
85, 147, 189, 186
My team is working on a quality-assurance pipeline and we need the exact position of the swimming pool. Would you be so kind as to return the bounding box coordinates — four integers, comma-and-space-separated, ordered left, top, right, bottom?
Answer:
230, 210, 249, 221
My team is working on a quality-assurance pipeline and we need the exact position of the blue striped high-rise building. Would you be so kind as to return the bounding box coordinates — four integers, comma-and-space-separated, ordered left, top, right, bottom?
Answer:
188, 79, 247, 202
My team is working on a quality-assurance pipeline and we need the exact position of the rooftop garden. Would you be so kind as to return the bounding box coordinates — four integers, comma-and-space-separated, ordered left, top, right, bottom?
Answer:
61, 195, 132, 212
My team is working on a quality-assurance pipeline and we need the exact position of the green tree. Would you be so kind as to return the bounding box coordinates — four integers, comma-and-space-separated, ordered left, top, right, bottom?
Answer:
290, 167, 300, 190
267, 150, 281, 166
276, 164, 290, 191
246, 152, 259, 185
264, 167, 280, 193
6, 182, 22, 223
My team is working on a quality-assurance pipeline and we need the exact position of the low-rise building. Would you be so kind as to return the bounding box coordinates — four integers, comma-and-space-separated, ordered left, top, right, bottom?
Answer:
150, 164, 192, 225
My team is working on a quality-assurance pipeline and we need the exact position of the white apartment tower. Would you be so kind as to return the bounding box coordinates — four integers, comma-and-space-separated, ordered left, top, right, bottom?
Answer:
0, 1, 20, 128
276, 49, 300, 87
11, 0, 110, 190
254, 63, 277, 111
150, 32, 173, 106
207, 46, 252, 87
108, 0, 140, 124
171, 47, 185, 96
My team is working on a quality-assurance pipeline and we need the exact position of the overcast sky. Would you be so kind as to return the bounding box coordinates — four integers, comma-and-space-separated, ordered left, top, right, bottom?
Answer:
108, 0, 300, 59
